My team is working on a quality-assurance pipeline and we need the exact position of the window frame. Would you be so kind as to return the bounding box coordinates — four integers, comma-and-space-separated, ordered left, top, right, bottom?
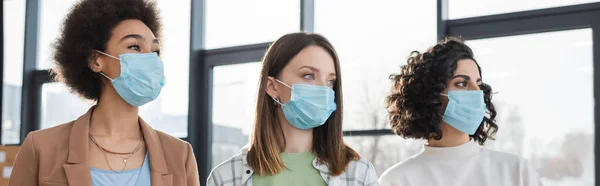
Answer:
4, 0, 599, 184
442, 0, 600, 184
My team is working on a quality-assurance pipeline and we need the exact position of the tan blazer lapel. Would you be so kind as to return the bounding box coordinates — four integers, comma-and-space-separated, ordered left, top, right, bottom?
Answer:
150, 172, 173, 186
61, 107, 173, 186
63, 107, 93, 186
140, 118, 172, 186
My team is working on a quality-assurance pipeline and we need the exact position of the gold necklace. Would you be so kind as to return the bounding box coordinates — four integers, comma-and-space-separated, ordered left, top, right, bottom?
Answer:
89, 135, 144, 172
89, 134, 140, 155
87, 107, 145, 172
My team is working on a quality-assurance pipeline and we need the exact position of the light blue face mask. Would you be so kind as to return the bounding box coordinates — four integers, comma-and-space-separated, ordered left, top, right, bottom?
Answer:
441, 90, 487, 135
95, 50, 165, 107
272, 79, 337, 130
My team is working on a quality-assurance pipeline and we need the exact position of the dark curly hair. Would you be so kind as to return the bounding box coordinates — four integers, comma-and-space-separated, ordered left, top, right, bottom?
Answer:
52, 0, 161, 101
386, 37, 498, 145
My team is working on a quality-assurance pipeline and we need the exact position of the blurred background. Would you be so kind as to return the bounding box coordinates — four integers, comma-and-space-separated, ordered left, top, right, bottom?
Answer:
1, 0, 598, 185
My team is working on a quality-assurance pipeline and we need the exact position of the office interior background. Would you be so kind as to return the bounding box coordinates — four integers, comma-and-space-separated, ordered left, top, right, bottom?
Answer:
1, 0, 599, 185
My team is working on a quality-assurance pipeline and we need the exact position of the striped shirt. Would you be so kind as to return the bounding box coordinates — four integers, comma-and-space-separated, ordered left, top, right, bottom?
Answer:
207, 149, 379, 186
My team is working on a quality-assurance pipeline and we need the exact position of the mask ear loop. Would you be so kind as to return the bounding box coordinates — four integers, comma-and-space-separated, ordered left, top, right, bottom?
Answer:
94, 50, 120, 60
440, 91, 498, 96
274, 79, 292, 89
93, 50, 119, 81
271, 79, 291, 106
272, 97, 282, 105
99, 72, 114, 81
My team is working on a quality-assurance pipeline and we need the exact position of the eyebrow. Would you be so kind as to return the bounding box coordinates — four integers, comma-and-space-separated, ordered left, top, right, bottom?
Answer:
298, 65, 319, 72
120, 34, 160, 44
298, 65, 336, 77
452, 75, 482, 82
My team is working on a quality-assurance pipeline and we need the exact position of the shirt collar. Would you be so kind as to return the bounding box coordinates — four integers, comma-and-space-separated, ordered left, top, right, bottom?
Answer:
420, 141, 482, 160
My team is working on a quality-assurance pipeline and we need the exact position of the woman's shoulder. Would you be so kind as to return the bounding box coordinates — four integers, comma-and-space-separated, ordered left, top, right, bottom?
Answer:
341, 158, 378, 176
27, 121, 75, 144
341, 158, 379, 185
212, 149, 246, 171
480, 147, 529, 166
206, 150, 247, 186
154, 130, 192, 150
378, 153, 426, 183
208, 149, 246, 178
346, 158, 376, 170
17, 121, 75, 158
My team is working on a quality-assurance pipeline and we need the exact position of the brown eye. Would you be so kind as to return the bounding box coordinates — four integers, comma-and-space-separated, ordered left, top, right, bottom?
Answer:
128, 44, 141, 51
455, 81, 467, 87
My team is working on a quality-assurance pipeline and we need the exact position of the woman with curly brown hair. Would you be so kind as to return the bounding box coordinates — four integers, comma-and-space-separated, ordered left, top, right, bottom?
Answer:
8, 0, 199, 186
379, 37, 541, 186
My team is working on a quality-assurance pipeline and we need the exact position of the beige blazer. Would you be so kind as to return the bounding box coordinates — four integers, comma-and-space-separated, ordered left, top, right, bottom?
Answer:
8, 107, 200, 186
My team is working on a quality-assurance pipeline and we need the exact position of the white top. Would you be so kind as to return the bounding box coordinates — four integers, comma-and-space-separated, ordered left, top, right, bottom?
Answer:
379, 142, 543, 186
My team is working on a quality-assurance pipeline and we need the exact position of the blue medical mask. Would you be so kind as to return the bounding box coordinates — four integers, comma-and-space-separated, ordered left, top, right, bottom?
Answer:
272, 79, 337, 130
441, 90, 486, 135
95, 50, 165, 107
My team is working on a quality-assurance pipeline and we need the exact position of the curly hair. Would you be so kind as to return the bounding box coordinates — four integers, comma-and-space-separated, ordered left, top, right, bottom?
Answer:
52, 0, 161, 101
386, 37, 498, 145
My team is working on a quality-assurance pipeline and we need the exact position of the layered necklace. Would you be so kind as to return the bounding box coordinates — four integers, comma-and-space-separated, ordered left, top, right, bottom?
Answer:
89, 134, 144, 172
88, 109, 145, 172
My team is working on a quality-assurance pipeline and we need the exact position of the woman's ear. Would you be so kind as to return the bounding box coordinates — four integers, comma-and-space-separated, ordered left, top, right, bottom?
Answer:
88, 52, 104, 73
265, 76, 280, 100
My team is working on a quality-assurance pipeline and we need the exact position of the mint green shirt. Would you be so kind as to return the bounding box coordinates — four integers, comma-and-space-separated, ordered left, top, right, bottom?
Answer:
252, 152, 327, 186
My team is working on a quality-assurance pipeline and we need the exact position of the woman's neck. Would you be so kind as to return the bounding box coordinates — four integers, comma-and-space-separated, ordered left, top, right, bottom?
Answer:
427, 122, 470, 147
278, 112, 313, 153
89, 87, 141, 139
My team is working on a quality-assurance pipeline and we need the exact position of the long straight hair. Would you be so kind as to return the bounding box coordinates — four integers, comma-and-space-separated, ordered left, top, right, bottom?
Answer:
247, 32, 360, 176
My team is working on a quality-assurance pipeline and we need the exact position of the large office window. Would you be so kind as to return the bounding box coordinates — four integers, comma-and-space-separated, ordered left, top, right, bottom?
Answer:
2, 0, 26, 144
315, 0, 436, 173
4, 0, 599, 184
315, 0, 436, 131
36, 0, 90, 129
449, 0, 600, 19
446, 0, 600, 183
140, 0, 191, 138
469, 29, 594, 185
205, 0, 300, 49
40, 83, 92, 129
37, 0, 79, 69
210, 62, 262, 167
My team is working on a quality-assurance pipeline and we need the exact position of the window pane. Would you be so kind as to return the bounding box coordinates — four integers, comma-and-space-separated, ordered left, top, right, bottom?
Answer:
41, 83, 93, 129
211, 62, 261, 168
2, 0, 26, 144
468, 29, 594, 185
449, 0, 600, 19
315, 0, 436, 130
37, 0, 79, 69
205, 0, 300, 49
344, 135, 423, 175
37, 0, 191, 137
139, 0, 191, 138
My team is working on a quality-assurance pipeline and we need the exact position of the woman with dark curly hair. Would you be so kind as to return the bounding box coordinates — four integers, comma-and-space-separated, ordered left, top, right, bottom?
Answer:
378, 37, 541, 186
8, 0, 199, 186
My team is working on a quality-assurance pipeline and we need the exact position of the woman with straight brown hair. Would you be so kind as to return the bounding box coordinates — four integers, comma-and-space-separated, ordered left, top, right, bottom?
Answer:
207, 32, 378, 186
